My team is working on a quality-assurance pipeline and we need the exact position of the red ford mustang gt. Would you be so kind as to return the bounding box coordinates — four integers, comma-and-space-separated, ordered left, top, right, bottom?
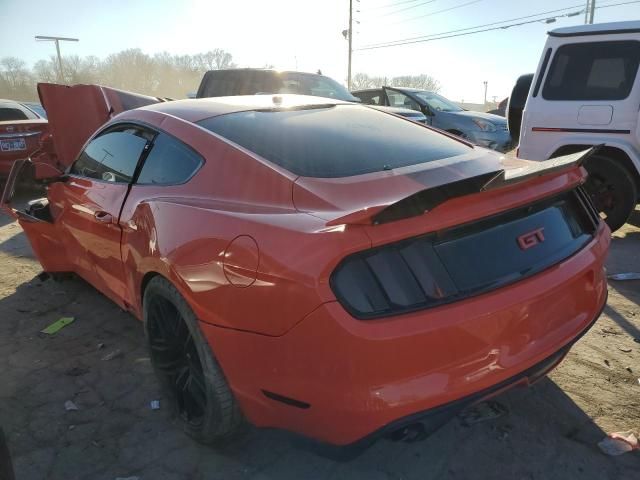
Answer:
2, 83, 609, 453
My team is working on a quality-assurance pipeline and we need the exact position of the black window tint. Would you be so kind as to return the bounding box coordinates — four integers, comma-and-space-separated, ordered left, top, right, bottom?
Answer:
198, 105, 470, 178
543, 41, 640, 100
137, 133, 203, 185
386, 91, 421, 111
0, 102, 38, 121
0, 108, 28, 121
70, 130, 147, 183
277, 73, 357, 101
200, 71, 278, 97
198, 70, 357, 102
354, 91, 382, 105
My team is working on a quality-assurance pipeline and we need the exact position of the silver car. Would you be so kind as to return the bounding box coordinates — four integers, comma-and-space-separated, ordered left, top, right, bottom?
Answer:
353, 87, 512, 152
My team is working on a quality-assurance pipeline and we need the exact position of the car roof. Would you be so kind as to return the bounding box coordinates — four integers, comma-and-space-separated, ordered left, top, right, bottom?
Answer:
137, 94, 353, 122
205, 68, 327, 76
549, 20, 640, 37
0, 99, 22, 108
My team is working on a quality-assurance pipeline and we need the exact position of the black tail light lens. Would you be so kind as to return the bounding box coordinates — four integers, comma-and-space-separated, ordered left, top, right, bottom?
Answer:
330, 188, 598, 319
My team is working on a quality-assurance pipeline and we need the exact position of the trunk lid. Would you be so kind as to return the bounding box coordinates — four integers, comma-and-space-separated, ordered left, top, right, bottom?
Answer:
293, 148, 593, 227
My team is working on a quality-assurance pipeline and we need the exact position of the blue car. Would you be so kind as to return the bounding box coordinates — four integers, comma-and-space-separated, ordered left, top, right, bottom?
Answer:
353, 87, 512, 152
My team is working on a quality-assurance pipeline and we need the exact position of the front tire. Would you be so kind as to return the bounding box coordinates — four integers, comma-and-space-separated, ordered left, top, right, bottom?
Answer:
143, 276, 245, 444
583, 155, 637, 232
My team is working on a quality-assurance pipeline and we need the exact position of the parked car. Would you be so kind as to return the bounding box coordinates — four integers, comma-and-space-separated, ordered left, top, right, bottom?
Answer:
0, 99, 48, 180
510, 20, 640, 232
22, 102, 47, 119
487, 97, 508, 117
2, 83, 608, 455
352, 87, 512, 152
196, 68, 424, 122
196, 68, 360, 101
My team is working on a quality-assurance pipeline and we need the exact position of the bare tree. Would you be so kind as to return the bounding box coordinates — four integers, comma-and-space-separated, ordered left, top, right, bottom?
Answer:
195, 49, 236, 72
0, 48, 237, 101
101, 49, 157, 93
33, 58, 58, 84
390, 74, 440, 92
351, 72, 375, 90
62, 55, 101, 84
0, 57, 36, 100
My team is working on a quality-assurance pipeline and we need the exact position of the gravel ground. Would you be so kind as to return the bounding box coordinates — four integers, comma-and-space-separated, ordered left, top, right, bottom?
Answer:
0, 209, 639, 480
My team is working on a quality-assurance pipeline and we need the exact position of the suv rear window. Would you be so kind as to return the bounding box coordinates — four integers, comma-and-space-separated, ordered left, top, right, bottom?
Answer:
198, 105, 470, 178
198, 71, 357, 102
543, 41, 640, 101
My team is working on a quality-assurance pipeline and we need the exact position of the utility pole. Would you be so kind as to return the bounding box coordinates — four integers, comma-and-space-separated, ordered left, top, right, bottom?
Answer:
483, 81, 488, 105
35, 36, 79, 83
585, 0, 596, 24
348, 0, 353, 90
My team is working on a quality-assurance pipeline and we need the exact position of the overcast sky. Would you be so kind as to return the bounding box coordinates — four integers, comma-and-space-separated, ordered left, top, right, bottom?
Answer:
1, 0, 638, 102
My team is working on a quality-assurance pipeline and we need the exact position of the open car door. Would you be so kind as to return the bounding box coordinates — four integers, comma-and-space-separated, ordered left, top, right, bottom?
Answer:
1, 83, 164, 280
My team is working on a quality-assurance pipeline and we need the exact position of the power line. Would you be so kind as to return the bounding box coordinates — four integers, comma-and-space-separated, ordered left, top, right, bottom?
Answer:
359, 3, 588, 48
356, 0, 639, 51
365, 0, 424, 10
383, 0, 483, 26
365, 0, 438, 18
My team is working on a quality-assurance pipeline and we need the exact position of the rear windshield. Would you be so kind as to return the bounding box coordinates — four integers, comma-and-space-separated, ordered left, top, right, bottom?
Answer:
0, 103, 37, 121
198, 71, 358, 102
198, 105, 471, 178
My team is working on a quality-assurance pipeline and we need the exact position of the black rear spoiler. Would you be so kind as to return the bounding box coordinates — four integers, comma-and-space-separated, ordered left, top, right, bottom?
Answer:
371, 147, 597, 226
481, 146, 599, 191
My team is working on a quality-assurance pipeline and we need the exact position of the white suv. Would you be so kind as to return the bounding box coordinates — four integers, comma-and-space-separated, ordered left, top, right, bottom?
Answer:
512, 21, 640, 231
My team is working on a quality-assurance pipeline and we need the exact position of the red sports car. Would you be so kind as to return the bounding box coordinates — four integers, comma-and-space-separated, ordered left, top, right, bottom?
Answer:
2, 83, 609, 454
0, 99, 48, 181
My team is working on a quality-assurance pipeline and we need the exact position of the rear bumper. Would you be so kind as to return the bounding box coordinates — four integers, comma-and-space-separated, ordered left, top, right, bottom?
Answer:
323, 297, 605, 458
203, 222, 609, 448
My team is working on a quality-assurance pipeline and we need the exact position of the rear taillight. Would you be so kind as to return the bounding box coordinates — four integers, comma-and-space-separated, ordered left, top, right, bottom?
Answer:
331, 238, 457, 318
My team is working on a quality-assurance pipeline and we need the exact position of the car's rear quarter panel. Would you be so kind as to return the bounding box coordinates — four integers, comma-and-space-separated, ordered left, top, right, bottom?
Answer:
118, 111, 373, 335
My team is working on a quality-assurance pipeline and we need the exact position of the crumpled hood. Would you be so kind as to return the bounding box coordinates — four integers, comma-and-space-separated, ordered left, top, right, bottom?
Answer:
37, 83, 165, 169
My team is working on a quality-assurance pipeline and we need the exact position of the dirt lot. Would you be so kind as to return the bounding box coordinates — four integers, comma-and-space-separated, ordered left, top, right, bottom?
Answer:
0, 209, 639, 480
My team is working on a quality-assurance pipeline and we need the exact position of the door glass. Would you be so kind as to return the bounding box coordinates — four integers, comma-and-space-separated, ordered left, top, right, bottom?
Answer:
543, 41, 640, 101
70, 130, 147, 183
354, 91, 382, 105
137, 133, 203, 185
386, 91, 421, 111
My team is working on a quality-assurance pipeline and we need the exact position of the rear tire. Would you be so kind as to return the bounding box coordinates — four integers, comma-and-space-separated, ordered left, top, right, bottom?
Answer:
583, 154, 637, 232
143, 276, 246, 444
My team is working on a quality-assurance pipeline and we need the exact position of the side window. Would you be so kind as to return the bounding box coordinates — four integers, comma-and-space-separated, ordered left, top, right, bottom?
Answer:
70, 128, 148, 183
386, 91, 421, 111
136, 133, 203, 185
355, 91, 382, 105
543, 41, 640, 101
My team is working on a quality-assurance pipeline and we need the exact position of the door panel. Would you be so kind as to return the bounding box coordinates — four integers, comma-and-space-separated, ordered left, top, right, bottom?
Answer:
49, 178, 130, 305
47, 125, 151, 306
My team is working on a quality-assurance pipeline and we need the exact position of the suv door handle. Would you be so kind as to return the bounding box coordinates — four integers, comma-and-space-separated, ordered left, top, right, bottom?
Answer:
93, 211, 113, 224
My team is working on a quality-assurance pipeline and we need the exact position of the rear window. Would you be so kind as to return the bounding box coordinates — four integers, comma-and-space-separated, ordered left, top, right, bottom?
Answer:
0, 104, 37, 121
198, 105, 470, 178
543, 41, 640, 100
198, 71, 357, 102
